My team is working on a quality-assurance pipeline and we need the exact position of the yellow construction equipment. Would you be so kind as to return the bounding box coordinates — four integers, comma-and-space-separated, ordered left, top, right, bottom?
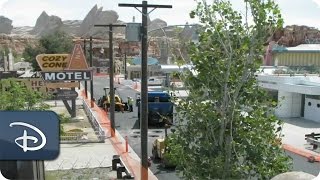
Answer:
151, 125, 176, 168
98, 87, 127, 112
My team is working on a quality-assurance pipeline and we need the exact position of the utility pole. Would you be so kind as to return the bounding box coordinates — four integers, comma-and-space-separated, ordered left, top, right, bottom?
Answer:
94, 24, 126, 137
124, 51, 127, 80
119, 2, 172, 179
89, 36, 94, 108
83, 39, 88, 99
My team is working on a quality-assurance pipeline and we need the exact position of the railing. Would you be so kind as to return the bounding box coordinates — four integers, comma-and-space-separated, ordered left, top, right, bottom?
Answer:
60, 132, 89, 143
82, 99, 106, 142
272, 73, 320, 77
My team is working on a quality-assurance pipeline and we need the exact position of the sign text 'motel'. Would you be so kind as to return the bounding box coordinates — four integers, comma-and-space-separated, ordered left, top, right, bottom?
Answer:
41, 71, 92, 81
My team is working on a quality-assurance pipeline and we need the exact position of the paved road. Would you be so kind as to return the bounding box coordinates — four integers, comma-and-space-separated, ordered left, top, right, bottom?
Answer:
90, 76, 180, 180
285, 150, 320, 176
89, 76, 320, 179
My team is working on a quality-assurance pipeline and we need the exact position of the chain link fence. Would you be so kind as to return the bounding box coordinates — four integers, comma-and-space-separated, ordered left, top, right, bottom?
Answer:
82, 99, 106, 142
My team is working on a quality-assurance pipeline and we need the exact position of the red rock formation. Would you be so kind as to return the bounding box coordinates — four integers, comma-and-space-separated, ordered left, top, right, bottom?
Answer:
271, 25, 320, 47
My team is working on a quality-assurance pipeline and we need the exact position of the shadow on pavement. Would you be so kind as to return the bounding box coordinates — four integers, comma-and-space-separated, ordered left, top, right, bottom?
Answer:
131, 119, 170, 130
151, 159, 176, 175
282, 118, 320, 128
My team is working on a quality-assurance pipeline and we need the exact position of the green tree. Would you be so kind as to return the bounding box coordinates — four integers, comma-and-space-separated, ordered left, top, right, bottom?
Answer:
22, 44, 45, 71
0, 79, 49, 110
0, 79, 66, 134
22, 31, 73, 70
169, 0, 291, 179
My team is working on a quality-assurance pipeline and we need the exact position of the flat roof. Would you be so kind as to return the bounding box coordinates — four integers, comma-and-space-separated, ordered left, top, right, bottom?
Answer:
272, 44, 320, 53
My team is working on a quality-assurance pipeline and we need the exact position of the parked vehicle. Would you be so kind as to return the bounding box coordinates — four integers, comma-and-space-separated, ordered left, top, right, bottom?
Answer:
136, 91, 173, 126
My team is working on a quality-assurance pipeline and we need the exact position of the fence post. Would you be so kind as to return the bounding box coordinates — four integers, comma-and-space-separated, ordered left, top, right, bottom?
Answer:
125, 136, 128, 152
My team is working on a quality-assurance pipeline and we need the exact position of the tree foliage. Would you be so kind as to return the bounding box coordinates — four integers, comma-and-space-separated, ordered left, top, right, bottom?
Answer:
0, 79, 68, 134
169, 0, 291, 179
0, 79, 49, 110
22, 31, 73, 71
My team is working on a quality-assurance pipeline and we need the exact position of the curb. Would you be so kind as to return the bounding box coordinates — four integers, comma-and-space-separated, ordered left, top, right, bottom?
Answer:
282, 144, 320, 162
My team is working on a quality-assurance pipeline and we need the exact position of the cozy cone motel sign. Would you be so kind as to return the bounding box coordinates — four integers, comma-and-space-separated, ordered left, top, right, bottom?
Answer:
37, 42, 92, 82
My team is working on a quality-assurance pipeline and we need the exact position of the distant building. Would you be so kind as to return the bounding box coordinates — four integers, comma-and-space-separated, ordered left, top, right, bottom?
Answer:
266, 44, 320, 66
14, 62, 32, 71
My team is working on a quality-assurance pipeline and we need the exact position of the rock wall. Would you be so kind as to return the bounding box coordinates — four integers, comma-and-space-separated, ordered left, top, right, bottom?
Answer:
272, 25, 320, 47
0, 34, 37, 56
149, 18, 167, 31
61, 20, 82, 36
31, 11, 63, 37
77, 5, 120, 38
0, 16, 13, 34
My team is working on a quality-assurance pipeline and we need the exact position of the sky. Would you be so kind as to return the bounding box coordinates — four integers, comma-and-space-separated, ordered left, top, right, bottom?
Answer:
0, 0, 320, 29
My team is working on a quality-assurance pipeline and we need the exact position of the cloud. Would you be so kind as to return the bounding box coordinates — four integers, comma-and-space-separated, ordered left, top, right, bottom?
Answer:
312, 0, 320, 7
0, 0, 198, 26
0, 0, 98, 26
0, 0, 55, 26
0, 0, 7, 7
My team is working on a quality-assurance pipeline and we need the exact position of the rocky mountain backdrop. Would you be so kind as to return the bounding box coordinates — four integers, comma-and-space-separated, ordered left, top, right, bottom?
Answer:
270, 25, 320, 47
1, 4, 320, 56
0, 4, 180, 55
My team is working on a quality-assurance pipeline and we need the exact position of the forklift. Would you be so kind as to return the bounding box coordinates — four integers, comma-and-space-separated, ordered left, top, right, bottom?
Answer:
98, 87, 128, 112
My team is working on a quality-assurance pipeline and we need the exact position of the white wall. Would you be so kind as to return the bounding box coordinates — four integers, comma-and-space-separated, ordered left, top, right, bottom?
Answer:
304, 97, 320, 122
275, 91, 302, 118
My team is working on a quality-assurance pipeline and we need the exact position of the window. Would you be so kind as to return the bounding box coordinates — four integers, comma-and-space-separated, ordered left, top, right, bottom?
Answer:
308, 102, 312, 106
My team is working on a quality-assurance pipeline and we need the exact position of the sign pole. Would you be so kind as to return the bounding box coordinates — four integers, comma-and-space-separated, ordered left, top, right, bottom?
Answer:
119, 2, 172, 179
90, 36, 94, 108
83, 39, 88, 99
71, 84, 76, 117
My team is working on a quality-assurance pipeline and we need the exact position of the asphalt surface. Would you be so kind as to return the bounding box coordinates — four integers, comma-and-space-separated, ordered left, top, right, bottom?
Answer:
89, 76, 320, 179
285, 150, 320, 176
90, 76, 180, 180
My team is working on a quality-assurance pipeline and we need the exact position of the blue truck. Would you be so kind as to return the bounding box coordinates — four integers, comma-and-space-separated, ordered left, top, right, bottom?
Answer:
136, 91, 173, 126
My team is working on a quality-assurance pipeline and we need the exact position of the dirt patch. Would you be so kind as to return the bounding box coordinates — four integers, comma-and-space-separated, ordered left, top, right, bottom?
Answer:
50, 105, 99, 142
45, 167, 117, 180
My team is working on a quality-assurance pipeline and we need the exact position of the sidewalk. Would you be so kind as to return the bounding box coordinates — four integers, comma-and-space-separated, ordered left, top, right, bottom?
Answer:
78, 87, 158, 180
44, 99, 117, 171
